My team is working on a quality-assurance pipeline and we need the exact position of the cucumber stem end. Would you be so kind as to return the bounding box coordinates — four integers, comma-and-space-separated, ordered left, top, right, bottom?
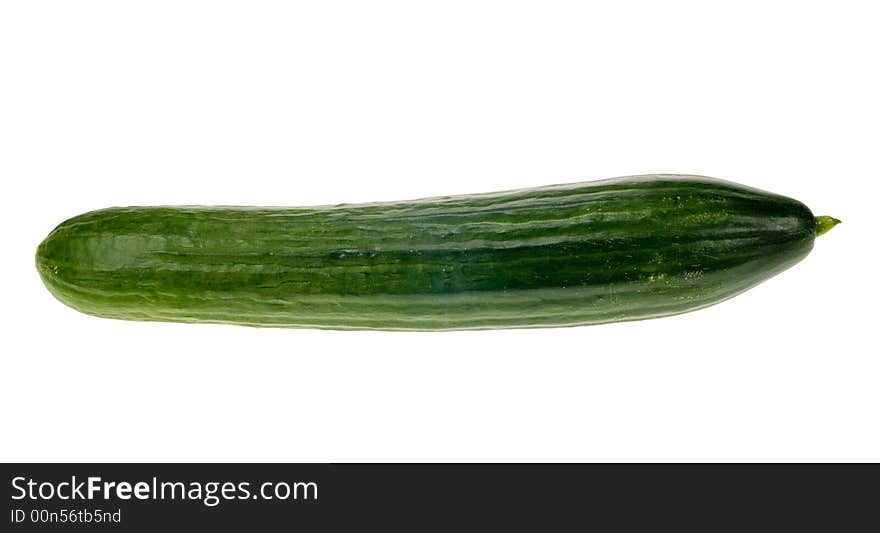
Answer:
815, 215, 841, 237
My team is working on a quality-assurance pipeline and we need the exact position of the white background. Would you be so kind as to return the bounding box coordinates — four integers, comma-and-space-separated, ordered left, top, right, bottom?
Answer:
1, 1, 877, 462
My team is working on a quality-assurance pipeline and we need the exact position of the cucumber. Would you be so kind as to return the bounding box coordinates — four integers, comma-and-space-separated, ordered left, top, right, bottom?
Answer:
35, 174, 838, 330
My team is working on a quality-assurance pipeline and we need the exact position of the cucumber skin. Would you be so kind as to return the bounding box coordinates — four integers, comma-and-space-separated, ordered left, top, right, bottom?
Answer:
35, 175, 817, 330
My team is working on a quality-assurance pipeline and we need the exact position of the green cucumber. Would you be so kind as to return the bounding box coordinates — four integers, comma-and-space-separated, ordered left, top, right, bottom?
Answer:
35, 174, 838, 330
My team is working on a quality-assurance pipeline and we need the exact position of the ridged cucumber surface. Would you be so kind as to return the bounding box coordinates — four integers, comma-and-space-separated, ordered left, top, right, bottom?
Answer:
35, 174, 838, 330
